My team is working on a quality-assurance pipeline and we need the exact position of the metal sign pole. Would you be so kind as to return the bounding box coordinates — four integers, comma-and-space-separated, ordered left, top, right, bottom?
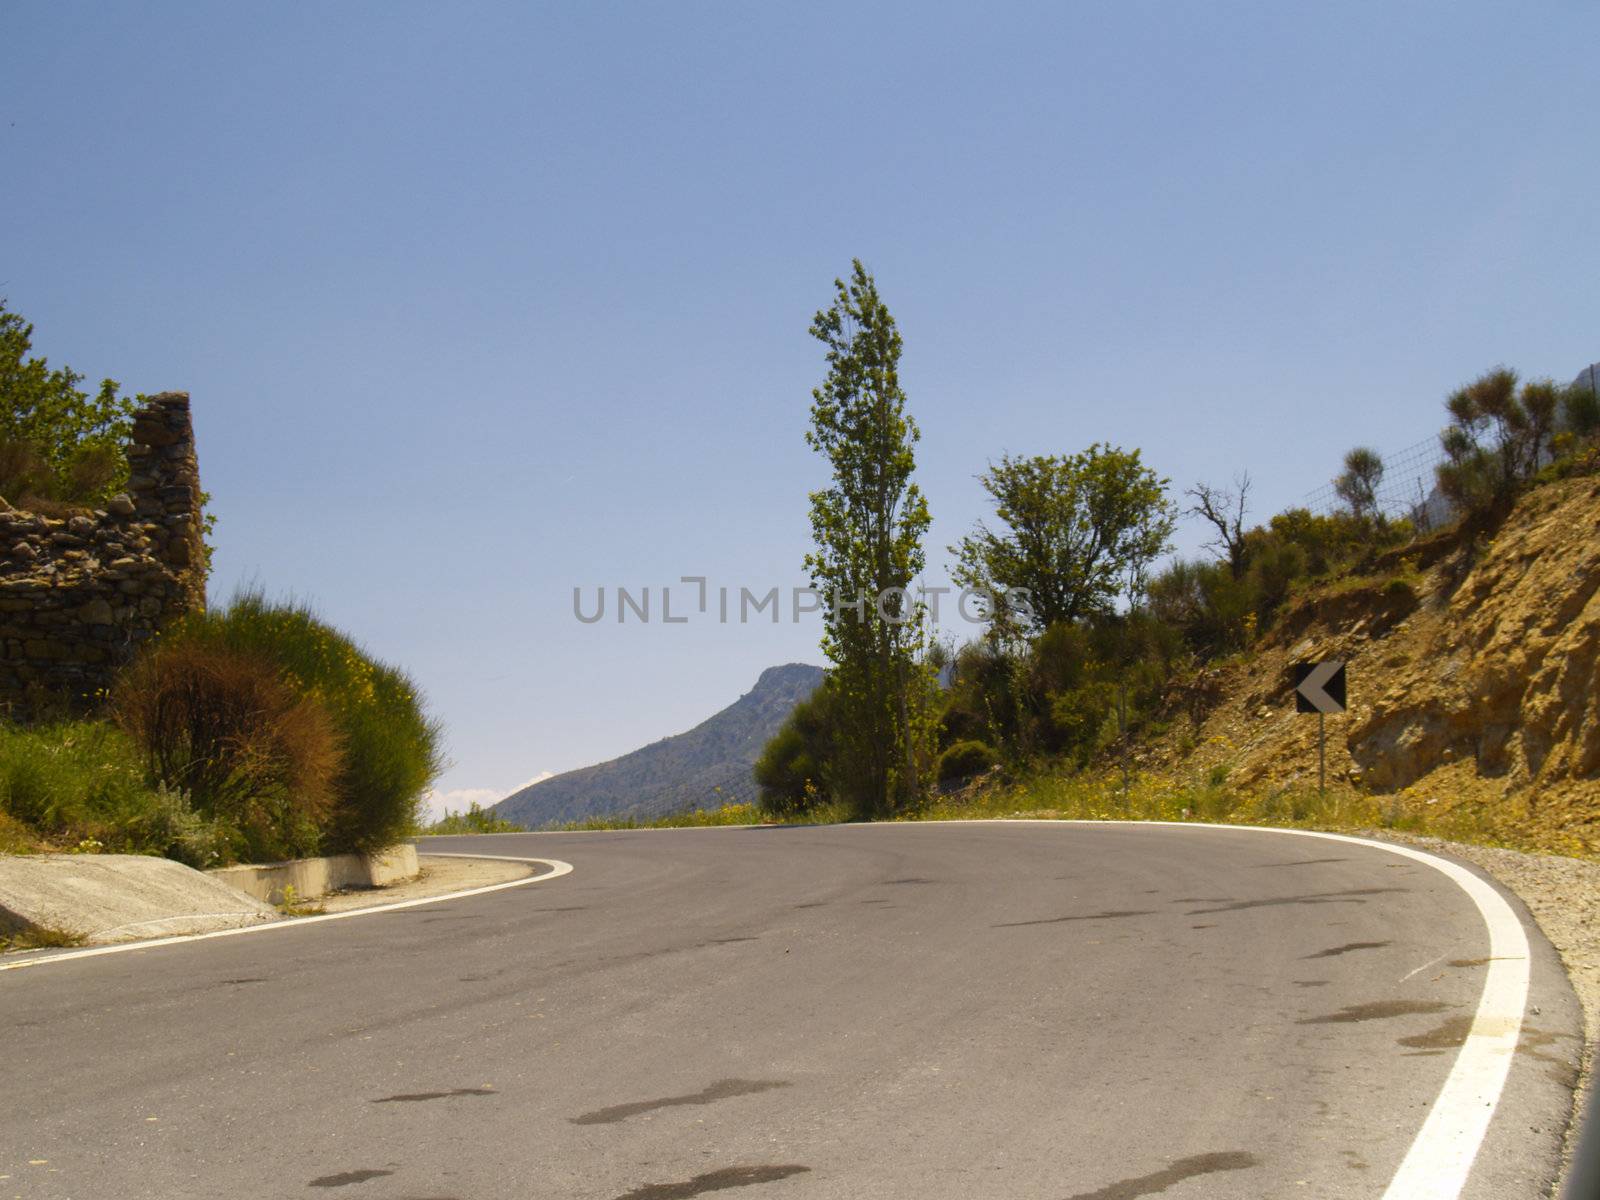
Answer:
1295, 660, 1345, 796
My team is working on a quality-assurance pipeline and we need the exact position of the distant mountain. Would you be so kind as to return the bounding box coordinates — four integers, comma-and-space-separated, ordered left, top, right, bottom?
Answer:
493, 663, 825, 827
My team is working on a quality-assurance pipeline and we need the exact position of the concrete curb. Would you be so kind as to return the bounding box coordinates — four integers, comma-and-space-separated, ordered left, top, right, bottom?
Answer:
1, 854, 573, 972
208, 845, 418, 905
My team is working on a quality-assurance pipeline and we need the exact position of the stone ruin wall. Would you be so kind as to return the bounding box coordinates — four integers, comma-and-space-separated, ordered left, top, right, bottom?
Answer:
0, 393, 206, 719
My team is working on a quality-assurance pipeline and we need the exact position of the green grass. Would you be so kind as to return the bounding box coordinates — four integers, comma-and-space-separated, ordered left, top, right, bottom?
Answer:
551, 767, 1578, 859
0, 720, 229, 864
904, 766, 1581, 857
275, 884, 325, 917
0, 923, 87, 953
561, 801, 775, 831
398, 741, 1582, 863
419, 801, 525, 835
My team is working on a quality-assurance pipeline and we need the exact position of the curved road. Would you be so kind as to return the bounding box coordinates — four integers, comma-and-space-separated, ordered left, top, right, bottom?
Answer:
0, 822, 1584, 1199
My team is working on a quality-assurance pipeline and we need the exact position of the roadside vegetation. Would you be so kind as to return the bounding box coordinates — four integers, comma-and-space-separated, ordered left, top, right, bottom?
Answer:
0, 304, 443, 867
558, 801, 813, 832
756, 265, 1600, 854
0, 922, 87, 953
584, 761, 1584, 859
1, 594, 442, 865
421, 801, 525, 835
912, 768, 1582, 857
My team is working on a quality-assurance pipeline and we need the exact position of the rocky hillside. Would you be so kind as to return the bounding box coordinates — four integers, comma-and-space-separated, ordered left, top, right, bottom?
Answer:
494, 663, 824, 827
1148, 472, 1600, 851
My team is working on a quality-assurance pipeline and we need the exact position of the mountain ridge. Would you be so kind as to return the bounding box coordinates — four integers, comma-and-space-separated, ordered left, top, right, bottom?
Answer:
493, 662, 824, 827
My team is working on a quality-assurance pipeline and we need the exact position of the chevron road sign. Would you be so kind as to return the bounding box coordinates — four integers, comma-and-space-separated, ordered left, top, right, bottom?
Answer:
1293, 660, 1347, 791
1294, 660, 1347, 714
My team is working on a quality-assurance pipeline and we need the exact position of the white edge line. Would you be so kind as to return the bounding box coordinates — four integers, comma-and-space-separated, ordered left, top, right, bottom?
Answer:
3, 819, 1535, 1199
0, 855, 573, 974
900, 817, 1530, 1200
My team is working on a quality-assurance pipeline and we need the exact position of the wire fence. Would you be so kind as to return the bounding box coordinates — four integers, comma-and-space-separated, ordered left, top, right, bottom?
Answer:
1301, 434, 1451, 531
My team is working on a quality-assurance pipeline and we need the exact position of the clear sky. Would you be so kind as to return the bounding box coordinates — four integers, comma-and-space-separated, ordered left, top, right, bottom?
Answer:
5, 3, 1596, 817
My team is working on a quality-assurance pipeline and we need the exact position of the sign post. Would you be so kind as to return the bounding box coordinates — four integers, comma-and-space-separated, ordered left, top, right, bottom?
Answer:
1294, 661, 1347, 792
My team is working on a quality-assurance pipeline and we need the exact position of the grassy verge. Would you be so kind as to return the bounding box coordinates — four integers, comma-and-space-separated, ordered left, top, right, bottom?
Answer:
559, 801, 773, 831
417, 801, 525, 835
0, 924, 87, 952
532, 767, 1588, 860
911, 767, 1588, 857
0, 720, 228, 864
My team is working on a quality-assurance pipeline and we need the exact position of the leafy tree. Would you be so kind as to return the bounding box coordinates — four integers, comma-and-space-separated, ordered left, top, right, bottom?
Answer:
1438, 367, 1560, 510
0, 299, 135, 506
952, 445, 1175, 636
1563, 379, 1600, 441
753, 683, 839, 816
803, 261, 937, 816
1334, 447, 1384, 523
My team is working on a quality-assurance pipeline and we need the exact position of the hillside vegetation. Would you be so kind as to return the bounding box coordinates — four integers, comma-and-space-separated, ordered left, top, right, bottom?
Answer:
1138, 468, 1600, 852
753, 351, 1600, 853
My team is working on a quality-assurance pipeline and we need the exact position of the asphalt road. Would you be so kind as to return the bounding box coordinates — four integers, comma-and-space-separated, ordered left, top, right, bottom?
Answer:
0, 822, 1584, 1200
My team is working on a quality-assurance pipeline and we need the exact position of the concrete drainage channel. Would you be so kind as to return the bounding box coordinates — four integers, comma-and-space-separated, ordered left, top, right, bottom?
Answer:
0, 854, 281, 945
207, 845, 420, 906
0, 846, 570, 957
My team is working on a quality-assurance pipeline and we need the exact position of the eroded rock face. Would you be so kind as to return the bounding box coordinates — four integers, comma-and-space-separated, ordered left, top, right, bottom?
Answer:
1147, 474, 1600, 844
0, 393, 206, 719
1348, 480, 1600, 794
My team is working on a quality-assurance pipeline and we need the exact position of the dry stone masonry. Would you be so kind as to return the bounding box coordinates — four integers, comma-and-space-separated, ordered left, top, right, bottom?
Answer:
0, 393, 206, 718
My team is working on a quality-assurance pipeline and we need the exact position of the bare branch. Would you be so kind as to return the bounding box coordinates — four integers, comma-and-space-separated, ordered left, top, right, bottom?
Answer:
1185, 472, 1251, 578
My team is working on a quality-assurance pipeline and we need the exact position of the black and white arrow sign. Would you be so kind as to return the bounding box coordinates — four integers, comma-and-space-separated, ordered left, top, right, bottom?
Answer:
1294, 661, 1347, 714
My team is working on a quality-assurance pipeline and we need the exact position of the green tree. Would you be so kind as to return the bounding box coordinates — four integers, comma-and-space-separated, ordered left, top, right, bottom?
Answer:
952, 445, 1175, 636
1563, 378, 1600, 441
804, 261, 936, 816
1334, 446, 1384, 523
1438, 367, 1560, 510
0, 299, 135, 506
753, 682, 838, 816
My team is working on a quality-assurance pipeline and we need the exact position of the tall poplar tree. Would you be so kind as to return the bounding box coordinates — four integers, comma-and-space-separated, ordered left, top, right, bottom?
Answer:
804, 261, 934, 816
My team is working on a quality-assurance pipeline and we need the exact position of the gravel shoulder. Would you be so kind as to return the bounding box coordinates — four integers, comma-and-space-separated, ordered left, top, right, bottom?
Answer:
1366, 830, 1600, 1189
313, 852, 534, 913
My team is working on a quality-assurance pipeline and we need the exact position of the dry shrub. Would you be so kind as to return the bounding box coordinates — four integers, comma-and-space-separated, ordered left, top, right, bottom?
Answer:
113, 641, 342, 862
176, 593, 443, 853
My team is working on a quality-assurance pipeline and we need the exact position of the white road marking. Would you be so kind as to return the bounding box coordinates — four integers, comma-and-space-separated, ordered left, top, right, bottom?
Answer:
0, 819, 1538, 1200
1400, 954, 1448, 984
923, 819, 1531, 1200
0, 854, 573, 973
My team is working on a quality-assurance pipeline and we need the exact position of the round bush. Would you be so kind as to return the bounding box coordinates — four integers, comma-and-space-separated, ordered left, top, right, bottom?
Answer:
938, 739, 997, 784
130, 592, 442, 855
114, 640, 340, 862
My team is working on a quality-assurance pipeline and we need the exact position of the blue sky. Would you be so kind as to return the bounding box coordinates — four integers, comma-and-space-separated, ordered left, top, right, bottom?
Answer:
5, 2, 1596, 816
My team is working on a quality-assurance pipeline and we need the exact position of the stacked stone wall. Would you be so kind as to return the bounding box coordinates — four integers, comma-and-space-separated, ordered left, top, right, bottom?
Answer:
0, 393, 206, 718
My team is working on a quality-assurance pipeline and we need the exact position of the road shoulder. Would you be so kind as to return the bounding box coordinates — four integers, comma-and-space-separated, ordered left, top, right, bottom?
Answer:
311, 852, 535, 913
